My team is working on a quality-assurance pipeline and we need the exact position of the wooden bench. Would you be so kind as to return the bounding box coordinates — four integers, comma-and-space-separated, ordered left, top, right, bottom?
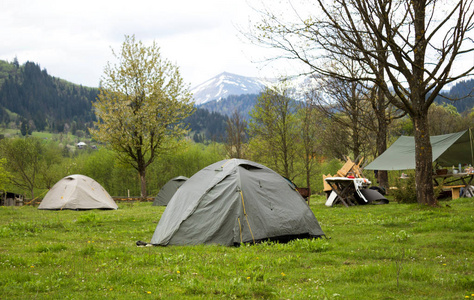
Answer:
442, 185, 466, 199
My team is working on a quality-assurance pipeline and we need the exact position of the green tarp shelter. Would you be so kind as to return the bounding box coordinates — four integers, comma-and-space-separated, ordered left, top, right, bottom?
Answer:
151, 159, 325, 246
152, 176, 188, 206
365, 129, 474, 171
38, 174, 118, 210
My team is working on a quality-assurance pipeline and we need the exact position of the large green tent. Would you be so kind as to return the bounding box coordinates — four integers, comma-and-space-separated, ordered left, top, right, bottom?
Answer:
151, 159, 325, 246
365, 129, 474, 171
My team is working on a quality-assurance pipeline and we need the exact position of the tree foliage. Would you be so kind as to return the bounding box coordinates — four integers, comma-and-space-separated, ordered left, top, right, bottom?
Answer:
0, 137, 43, 198
90, 35, 194, 198
185, 107, 228, 143
428, 103, 471, 135
0, 158, 11, 192
248, 85, 299, 179
295, 99, 324, 193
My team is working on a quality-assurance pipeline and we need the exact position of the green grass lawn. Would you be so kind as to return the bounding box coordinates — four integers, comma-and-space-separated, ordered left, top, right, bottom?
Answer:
0, 196, 472, 299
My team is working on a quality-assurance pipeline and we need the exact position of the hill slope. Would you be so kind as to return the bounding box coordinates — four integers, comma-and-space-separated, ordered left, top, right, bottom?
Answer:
0, 59, 229, 140
434, 79, 474, 113
0, 60, 97, 132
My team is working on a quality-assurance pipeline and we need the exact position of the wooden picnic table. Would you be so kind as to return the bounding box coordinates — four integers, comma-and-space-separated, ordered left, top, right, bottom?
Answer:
433, 172, 474, 199
324, 177, 371, 207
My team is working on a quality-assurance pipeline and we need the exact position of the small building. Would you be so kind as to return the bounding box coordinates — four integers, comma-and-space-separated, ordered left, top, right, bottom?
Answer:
76, 142, 87, 149
0, 191, 24, 206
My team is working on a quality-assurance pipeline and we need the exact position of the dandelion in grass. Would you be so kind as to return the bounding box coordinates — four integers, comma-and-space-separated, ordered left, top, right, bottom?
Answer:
147, 291, 151, 294
30, 266, 34, 268
246, 277, 250, 280
177, 270, 180, 274
281, 272, 286, 276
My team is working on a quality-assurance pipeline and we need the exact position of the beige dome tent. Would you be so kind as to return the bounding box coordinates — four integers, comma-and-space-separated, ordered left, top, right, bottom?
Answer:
38, 175, 118, 210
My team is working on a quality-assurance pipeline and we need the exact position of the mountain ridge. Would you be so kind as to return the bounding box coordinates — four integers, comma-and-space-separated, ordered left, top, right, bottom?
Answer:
191, 71, 474, 116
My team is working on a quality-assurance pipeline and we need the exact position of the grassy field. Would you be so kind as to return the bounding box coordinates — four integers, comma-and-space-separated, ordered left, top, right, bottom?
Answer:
0, 196, 472, 299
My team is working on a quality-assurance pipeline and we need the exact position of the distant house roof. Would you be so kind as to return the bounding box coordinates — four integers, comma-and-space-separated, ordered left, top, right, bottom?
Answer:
76, 142, 87, 146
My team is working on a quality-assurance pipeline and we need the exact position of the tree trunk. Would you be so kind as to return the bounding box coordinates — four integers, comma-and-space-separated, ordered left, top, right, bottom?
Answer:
137, 150, 147, 200
413, 114, 437, 206
305, 159, 311, 206
139, 168, 147, 200
376, 108, 389, 190
374, 47, 389, 188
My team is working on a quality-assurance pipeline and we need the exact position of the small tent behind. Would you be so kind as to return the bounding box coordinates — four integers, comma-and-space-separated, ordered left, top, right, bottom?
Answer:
151, 159, 325, 246
152, 176, 188, 206
38, 174, 118, 210
365, 129, 474, 170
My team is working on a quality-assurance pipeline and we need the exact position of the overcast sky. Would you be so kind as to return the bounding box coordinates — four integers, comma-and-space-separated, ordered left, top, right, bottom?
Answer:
0, 0, 291, 88
1, 0, 472, 89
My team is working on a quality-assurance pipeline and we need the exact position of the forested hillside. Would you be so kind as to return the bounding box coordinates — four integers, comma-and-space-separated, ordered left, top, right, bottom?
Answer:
199, 93, 259, 119
184, 108, 228, 142
434, 79, 474, 113
0, 60, 97, 133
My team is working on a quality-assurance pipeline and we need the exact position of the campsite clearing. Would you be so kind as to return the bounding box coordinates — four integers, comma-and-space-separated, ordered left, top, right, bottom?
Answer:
0, 197, 472, 299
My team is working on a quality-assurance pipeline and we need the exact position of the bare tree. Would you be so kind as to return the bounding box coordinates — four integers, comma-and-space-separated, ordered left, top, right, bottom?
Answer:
310, 62, 373, 161
297, 97, 324, 197
248, 0, 474, 205
225, 109, 248, 158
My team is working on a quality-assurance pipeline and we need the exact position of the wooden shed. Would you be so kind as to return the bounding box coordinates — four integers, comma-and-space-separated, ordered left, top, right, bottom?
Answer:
0, 192, 24, 206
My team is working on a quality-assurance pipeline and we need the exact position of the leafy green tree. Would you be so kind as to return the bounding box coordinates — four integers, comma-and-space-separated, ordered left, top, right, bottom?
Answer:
90, 35, 194, 198
428, 103, 467, 135
0, 158, 11, 192
36, 142, 63, 189
143, 140, 223, 195
248, 85, 299, 179
0, 137, 43, 198
81, 148, 116, 192
20, 120, 28, 136
296, 99, 324, 196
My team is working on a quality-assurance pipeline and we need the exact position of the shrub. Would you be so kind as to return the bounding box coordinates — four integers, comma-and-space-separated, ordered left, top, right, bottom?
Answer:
392, 176, 417, 203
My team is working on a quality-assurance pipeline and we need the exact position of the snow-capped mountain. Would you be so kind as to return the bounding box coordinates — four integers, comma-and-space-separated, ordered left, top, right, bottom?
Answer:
191, 72, 273, 105
191, 72, 318, 106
